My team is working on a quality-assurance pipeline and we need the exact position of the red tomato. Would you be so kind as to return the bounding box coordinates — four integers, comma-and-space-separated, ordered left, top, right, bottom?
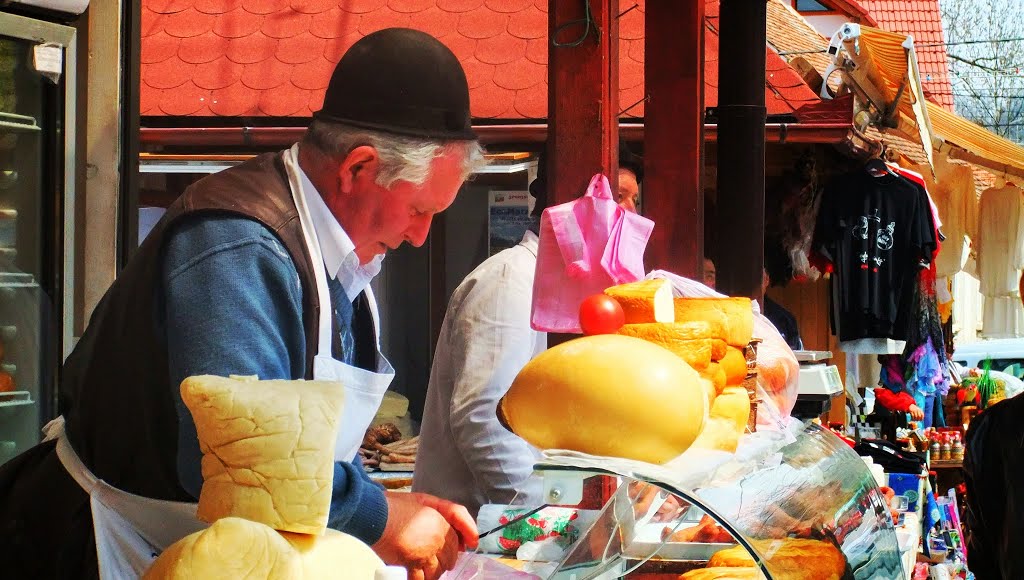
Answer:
579, 294, 625, 335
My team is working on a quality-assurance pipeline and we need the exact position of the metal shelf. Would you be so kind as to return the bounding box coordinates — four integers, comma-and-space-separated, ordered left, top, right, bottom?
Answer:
0, 391, 33, 408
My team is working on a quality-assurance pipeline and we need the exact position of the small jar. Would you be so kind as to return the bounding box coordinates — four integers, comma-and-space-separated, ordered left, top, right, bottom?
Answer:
941, 439, 952, 461
930, 440, 941, 462
952, 439, 964, 462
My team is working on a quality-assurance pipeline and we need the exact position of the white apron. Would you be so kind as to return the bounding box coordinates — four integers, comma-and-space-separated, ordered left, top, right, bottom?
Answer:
282, 144, 396, 462
48, 146, 395, 578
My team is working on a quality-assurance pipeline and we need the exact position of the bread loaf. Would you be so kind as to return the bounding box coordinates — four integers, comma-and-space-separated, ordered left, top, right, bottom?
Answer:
605, 279, 675, 324
708, 538, 845, 580
181, 375, 345, 534
498, 335, 708, 464
674, 298, 754, 348
678, 567, 766, 579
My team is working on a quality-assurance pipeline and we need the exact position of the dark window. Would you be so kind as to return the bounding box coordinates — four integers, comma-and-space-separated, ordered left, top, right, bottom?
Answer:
795, 0, 832, 12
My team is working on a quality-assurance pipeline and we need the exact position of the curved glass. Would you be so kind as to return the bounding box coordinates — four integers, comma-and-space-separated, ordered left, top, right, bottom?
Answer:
452, 422, 903, 580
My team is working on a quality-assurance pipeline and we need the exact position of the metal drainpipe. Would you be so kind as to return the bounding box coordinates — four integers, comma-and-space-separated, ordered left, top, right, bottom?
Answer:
713, 0, 768, 301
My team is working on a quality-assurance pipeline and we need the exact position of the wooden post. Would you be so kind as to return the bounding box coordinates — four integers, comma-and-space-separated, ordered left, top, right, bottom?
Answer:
643, 0, 705, 278
547, 0, 619, 205
714, 0, 767, 299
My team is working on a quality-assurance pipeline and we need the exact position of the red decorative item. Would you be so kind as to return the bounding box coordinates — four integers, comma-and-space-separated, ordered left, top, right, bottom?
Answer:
578, 294, 626, 335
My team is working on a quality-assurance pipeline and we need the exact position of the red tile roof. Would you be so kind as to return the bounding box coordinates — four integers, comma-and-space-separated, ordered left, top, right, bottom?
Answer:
856, 0, 955, 110
141, 0, 822, 120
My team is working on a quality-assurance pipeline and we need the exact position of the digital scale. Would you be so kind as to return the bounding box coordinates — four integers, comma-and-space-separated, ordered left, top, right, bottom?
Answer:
793, 350, 844, 419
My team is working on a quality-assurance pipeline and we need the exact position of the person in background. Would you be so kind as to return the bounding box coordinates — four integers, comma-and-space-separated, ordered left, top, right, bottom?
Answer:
963, 392, 1024, 579
415, 145, 679, 521
761, 269, 803, 351
617, 142, 644, 212
703, 257, 717, 289
0, 28, 482, 580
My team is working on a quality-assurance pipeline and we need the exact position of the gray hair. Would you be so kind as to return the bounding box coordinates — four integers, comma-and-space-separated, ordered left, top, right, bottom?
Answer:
302, 119, 488, 188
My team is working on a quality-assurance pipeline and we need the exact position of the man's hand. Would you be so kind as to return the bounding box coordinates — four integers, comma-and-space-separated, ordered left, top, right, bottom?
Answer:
908, 404, 924, 421
372, 492, 478, 580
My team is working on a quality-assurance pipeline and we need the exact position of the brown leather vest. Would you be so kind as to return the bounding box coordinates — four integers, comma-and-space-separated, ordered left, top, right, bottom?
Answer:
61, 152, 322, 501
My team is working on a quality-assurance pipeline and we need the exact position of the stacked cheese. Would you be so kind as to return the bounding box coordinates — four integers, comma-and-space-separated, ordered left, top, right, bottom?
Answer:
606, 280, 754, 453
145, 375, 384, 580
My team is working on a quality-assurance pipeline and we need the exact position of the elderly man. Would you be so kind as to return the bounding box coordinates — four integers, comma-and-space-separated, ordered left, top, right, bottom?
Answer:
414, 148, 668, 519
0, 28, 483, 580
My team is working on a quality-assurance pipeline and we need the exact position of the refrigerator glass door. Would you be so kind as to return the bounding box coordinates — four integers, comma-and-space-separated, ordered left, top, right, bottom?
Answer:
0, 15, 74, 465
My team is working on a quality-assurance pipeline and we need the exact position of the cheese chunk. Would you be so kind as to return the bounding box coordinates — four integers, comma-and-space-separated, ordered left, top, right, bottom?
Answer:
181, 375, 345, 534
719, 347, 749, 385
144, 517, 302, 580
701, 362, 727, 397
604, 279, 675, 324
674, 297, 754, 348
499, 335, 707, 464
616, 323, 727, 370
690, 386, 750, 453
145, 518, 384, 580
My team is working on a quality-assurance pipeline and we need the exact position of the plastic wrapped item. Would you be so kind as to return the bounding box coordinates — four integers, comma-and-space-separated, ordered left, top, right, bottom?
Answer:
646, 270, 800, 423
442, 553, 544, 579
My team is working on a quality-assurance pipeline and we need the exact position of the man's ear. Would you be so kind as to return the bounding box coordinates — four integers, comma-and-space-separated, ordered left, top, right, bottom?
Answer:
338, 145, 381, 194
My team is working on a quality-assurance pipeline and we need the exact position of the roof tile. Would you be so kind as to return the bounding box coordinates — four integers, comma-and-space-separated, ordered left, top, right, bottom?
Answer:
323, 31, 363, 62
290, 0, 336, 13
437, 0, 484, 13
358, 6, 412, 34
158, 80, 212, 115
469, 82, 514, 118
209, 82, 261, 115
148, 0, 194, 14
405, 5, 460, 39
387, 0, 433, 13
310, 9, 358, 38
493, 57, 545, 90
258, 82, 310, 115
524, 37, 546, 65
276, 32, 326, 63
193, 56, 245, 89
262, 10, 312, 38
141, 31, 181, 64
308, 88, 326, 110
486, 0, 531, 13
179, 33, 231, 63
194, 0, 242, 14
513, 79, 546, 118
291, 56, 336, 89
457, 8, 508, 39
620, 82, 644, 117
240, 58, 294, 89
140, 85, 161, 115
225, 32, 279, 63
141, 7, 166, 36
210, 8, 263, 37
242, 0, 290, 14
460, 57, 495, 89
475, 33, 526, 64
339, 0, 387, 13
619, 50, 643, 89
506, 4, 545, 40
144, 57, 196, 89
439, 33, 477, 61
163, 8, 217, 37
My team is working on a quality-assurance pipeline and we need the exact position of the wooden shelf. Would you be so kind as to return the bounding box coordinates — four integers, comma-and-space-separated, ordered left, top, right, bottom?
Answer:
930, 459, 963, 469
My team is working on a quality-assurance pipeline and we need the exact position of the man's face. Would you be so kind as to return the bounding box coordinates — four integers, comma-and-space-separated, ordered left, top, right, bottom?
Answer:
703, 258, 716, 289
333, 146, 466, 264
617, 168, 640, 213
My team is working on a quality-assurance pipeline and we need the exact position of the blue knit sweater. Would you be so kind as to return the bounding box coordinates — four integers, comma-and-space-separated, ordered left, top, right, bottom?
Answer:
161, 214, 388, 544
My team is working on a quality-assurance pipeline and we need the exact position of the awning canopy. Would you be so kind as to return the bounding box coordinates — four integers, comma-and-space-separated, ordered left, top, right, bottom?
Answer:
928, 101, 1024, 180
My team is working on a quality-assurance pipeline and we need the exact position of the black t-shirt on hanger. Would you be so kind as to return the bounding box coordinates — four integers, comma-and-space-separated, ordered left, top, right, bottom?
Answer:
814, 169, 936, 341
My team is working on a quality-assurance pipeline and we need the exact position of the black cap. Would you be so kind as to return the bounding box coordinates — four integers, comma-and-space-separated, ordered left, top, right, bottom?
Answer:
314, 28, 476, 141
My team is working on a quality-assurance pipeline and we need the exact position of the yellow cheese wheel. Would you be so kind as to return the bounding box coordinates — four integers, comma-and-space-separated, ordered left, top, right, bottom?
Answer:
719, 347, 749, 384
498, 335, 708, 464
604, 279, 675, 324
674, 297, 754, 348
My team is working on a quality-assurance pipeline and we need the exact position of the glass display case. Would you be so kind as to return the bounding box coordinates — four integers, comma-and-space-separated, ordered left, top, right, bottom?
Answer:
453, 422, 903, 580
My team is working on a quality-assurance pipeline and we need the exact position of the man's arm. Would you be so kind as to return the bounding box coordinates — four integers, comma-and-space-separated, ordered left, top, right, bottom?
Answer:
162, 215, 388, 544
446, 257, 543, 506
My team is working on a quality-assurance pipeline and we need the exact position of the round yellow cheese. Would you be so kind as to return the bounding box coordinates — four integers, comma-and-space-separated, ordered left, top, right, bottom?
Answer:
498, 334, 708, 464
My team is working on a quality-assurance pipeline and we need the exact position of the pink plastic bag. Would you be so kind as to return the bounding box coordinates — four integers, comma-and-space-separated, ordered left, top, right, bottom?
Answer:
531, 174, 654, 333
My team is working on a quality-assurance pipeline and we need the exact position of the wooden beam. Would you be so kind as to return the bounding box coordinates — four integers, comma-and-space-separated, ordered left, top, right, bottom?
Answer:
643, 0, 705, 278
547, 0, 619, 205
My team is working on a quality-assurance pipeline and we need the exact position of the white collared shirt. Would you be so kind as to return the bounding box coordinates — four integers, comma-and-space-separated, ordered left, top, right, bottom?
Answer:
295, 150, 384, 301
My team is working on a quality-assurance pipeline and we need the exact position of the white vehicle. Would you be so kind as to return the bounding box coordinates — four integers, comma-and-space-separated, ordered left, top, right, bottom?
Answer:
952, 339, 1024, 380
